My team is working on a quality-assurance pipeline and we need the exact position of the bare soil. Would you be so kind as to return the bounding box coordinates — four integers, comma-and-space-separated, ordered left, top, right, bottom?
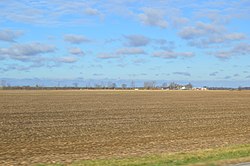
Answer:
0, 90, 250, 165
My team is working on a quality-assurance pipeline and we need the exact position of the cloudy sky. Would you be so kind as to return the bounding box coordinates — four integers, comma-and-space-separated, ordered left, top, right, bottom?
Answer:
0, 0, 250, 86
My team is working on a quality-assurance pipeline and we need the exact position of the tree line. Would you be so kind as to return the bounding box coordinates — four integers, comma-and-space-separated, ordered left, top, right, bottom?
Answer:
1, 79, 250, 90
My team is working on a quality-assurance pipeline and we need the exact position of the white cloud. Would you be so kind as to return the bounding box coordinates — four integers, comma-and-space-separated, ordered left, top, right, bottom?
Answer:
1, 0, 249, 28
0, 29, 23, 42
179, 22, 224, 40
179, 26, 203, 40
124, 35, 150, 47
210, 43, 250, 59
97, 53, 119, 59
172, 72, 191, 77
209, 72, 219, 76
138, 8, 168, 28
116, 47, 146, 55
0, 42, 56, 61
153, 51, 194, 59
69, 47, 85, 56
84, 8, 100, 16
153, 39, 175, 51
205, 33, 246, 44
56, 56, 77, 63
64, 34, 91, 44
179, 21, 246, 49
172, 17, 189, 27
97, 47, 146, 59
0, 63, 45, 72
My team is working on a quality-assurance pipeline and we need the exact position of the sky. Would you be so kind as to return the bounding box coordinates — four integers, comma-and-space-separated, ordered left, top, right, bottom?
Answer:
0, 0, 250, 87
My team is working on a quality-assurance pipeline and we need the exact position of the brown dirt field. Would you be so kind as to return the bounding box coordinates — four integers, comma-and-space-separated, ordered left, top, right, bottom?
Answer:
0, 90, 250, 165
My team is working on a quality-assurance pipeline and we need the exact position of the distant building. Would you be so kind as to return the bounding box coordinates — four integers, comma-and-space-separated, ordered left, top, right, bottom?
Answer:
181, 86, 186, 90
192, 87, 208, 91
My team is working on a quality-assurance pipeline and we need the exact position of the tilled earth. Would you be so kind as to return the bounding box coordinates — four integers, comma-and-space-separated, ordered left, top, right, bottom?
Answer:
0, 90, 250, 165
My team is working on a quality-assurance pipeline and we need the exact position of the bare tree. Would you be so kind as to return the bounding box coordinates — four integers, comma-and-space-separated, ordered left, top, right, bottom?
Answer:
121, 83, 127, 89
95, 84, 102, 89
185, 83, 193, 90
1, 80, 6, 87
169, 82, 179, 90
130, 80, 135, 89
162, 82, 168, 89
108, 82, 116, 89
73, 82, 78, 88
144, 81, 156, 89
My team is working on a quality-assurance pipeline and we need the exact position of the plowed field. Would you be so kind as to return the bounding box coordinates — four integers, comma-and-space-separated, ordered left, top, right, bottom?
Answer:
0, 90, 250, 165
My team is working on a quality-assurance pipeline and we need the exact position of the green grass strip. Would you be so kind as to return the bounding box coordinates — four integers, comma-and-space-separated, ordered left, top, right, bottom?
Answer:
37, 144, 250, 166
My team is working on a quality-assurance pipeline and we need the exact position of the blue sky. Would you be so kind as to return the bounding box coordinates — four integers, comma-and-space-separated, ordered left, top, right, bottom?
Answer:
0, 0, 250, 87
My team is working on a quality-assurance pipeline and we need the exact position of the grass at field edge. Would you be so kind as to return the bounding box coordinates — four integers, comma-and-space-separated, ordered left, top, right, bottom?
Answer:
36, 144, 250, 166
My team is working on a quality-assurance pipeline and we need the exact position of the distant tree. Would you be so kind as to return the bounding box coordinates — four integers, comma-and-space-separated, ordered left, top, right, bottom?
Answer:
152, 81, 156, 88
185, 83, 193, 90
144, 82, 149, 89
144, 81, 156, 89
73, 83, 78, 88
108, 82, 116, 89
169, 82, 179, 90
130, 80, 135, 89
111, 83, 116, 89
100, 81, 105, 88
95, 84, 102, 89
86, 82, 91, 89
121, 83, 127, 89
238, 86, 242, 91
162, 82, 168, 89
1, 80, 6, 87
